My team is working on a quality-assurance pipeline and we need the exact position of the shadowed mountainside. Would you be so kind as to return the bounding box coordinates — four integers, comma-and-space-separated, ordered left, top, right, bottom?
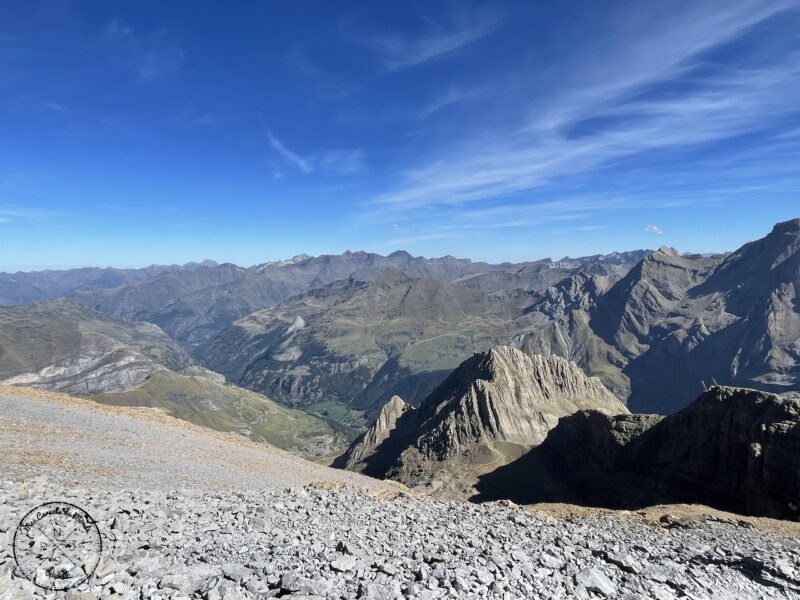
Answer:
474, 386, 800, 520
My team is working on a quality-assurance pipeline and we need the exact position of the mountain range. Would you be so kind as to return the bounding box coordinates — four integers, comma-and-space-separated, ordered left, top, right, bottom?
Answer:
0, 260, 218, 306
0, 251, 652, 351
206, 219, 798, 421
69, 251, 498, 347
0, 219, 798, 474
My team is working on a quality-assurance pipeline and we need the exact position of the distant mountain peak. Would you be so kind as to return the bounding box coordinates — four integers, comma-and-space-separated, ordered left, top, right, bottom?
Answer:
183, 259, 219, 270
655, 245, 679, 257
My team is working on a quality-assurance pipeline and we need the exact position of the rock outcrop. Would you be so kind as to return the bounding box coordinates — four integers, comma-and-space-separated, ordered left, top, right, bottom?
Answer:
0, 298, 194, 394
337, 347, 628, 495
332, 395, 415, 472
476, 386, 800, 519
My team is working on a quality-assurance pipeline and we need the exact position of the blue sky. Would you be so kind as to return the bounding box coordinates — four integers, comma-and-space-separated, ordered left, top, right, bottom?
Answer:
1, 0, 800, 270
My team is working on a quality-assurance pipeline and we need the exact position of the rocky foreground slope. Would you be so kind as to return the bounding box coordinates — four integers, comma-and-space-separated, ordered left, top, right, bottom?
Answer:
2, 386, 800, 599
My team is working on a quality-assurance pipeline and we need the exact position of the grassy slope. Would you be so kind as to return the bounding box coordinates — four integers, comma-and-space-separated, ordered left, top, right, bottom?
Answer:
92, 370, 346, 457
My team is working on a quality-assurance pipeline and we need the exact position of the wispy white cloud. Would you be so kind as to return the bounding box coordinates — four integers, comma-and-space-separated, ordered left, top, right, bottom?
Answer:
644, 224, 665, 235
267, 132, 313, 174
559, 225, 608, 232
170, 107, 216, 128
267, 132, 365, 176
41, 101, 70, 114
316, 149, 366, 175
374, 0, 800, 212
0, 205, 58, 222
419, 84, 484, 117
105, 20, 184, 82
378, 231, 460, 248
283, 45, 359, 100
366, 7, 501, 70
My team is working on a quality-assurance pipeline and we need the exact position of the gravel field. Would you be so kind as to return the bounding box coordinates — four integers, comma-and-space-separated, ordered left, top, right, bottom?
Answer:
0, 387, 398, 493
1, 386, 799, 599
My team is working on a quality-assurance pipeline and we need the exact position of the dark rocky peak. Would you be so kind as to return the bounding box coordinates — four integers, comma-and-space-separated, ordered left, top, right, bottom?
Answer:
182, 259, 220, 270
535, 272, 609, 315
733, 219, 800, 270
341, 250, 370, 260
692, 218, 800, 304
772, 217, 800, 234
304, 276, 369, 301
476, 385, 800, 519
332, 395, 416, 473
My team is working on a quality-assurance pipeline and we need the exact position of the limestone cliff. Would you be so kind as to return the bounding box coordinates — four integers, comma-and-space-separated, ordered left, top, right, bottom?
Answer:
338, 346, 628, 494
332, 395, 415, 472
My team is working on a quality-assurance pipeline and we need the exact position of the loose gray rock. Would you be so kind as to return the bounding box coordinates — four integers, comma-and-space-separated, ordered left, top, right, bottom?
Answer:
1, 476, 798, 599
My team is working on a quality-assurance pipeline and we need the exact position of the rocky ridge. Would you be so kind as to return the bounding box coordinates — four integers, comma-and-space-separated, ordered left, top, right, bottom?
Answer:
476, 386, 800, 520
338, 347, 628, 495
333, 395, 415, 471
